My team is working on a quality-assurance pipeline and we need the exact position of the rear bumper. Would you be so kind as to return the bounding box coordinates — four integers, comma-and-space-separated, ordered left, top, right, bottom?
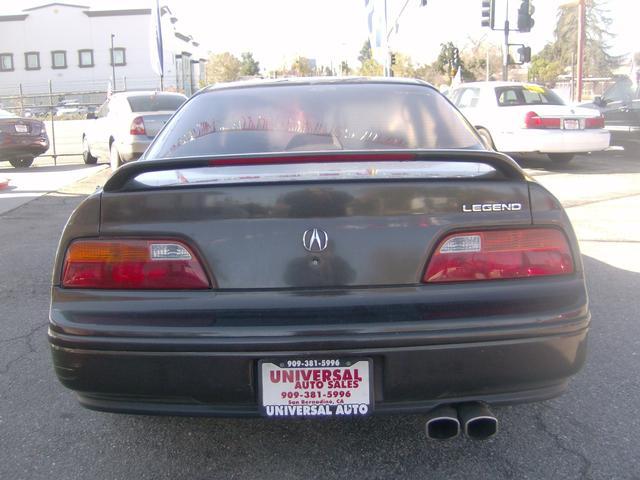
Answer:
494, 129, 610, 154
116, 136, 151, 162
50, 327, 587, 416
49, 279, 590, 416
0, 138, 49, 159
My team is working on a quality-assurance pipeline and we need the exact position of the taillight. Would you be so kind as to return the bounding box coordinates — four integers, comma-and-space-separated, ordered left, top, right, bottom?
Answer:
423, 228, 574, 283
585, 115, 604, 129
130, 116, 146, 135
524, 111, 561, 129
62, 239, 210, 289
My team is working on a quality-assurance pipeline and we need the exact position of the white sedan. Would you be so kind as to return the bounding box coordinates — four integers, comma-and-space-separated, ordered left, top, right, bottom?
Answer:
449, 82, 610, 163
82, 91, 186, 169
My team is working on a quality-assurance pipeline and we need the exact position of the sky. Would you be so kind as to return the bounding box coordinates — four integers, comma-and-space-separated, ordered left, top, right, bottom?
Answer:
2, 0, 638, 71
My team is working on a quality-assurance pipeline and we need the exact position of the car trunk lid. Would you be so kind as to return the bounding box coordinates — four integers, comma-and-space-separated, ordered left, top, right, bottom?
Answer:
0, 118, 44, 136
95, 151, 532, 290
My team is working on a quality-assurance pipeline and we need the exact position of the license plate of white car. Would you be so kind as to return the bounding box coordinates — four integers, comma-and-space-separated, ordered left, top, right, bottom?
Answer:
259, 358, 373, 417
14, 124, 28, 133
564, 119, 581, 130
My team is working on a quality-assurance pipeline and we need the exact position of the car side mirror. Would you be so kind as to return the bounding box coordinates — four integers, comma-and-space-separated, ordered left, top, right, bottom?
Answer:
86, 112, 97, 120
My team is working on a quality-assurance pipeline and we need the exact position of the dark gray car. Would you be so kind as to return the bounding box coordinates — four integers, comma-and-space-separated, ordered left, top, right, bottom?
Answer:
49, 78, 588, 440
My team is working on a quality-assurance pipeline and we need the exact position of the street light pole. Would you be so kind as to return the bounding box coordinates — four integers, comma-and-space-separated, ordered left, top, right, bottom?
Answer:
110, 34, 116, 91
576, 0, 586, 102
502, 1, 510, 81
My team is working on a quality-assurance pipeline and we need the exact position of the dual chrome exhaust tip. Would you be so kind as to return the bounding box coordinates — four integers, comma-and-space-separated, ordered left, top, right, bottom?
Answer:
425, 402, 498, 441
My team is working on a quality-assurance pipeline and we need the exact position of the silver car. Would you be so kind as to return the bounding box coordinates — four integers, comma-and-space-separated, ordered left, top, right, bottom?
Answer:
82, 91, 186, 169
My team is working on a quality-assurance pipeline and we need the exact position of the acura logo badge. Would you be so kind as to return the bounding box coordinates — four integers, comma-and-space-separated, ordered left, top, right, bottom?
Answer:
302, 228, 328, 252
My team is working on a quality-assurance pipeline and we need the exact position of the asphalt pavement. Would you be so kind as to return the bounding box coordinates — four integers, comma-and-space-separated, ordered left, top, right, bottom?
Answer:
1, 152, 639, 480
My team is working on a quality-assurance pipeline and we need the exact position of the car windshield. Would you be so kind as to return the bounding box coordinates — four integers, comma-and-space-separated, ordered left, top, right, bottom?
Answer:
146, 83, 482, 159
127, 94, 186, 113
0, 109, 16, 118
495, 85, 565, 106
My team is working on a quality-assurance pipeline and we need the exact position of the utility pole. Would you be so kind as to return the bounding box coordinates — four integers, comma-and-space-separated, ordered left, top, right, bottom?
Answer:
576, 0, 586, 102
110, 34, 116, 91
502, 2, 510, 81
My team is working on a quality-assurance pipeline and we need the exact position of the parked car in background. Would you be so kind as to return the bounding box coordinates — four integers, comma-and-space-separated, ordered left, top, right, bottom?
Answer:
82, 91, 186, 169
450, 81, 610, 163
0, 108, 49, 168
51, 78, 589, 441
581, 75, 640, 154
54, 100, 82, 116
24, 106, 51, 118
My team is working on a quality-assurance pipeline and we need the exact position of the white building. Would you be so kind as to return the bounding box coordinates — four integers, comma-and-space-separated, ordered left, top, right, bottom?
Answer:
0, 2, 206, 97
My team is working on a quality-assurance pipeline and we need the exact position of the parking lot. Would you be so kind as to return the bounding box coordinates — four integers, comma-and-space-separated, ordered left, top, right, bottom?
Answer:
1, 150, 639, 479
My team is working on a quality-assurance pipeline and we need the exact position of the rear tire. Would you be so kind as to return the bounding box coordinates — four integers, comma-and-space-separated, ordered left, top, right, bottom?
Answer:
9, 157, 34, 169
548, 153, 574, 164
476, 128, 495, 151
109, 143, 122, 170
82, 137, 98, 165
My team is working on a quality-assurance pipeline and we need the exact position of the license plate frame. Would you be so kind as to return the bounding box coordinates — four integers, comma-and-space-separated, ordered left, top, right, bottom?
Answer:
14, 124, 28, 133
258, 357, 374, 418
563, 119, 581, 130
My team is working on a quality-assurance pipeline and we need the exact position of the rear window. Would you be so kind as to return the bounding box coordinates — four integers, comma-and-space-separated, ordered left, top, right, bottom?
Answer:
145, 83, 482, 159
127, 94, 185, 113
495, 85, 564, 106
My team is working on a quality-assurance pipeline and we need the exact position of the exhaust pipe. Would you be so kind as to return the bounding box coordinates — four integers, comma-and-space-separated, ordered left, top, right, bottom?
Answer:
425, 405, 460, 440
457, 402, 498, 440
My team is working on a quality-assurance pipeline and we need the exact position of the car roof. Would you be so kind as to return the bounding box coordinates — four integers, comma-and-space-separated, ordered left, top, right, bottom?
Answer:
111, 91, 187, 99
201, 76, 434, 94
452, 81, 546, 90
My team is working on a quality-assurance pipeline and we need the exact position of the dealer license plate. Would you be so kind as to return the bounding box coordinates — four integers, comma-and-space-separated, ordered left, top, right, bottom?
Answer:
14, 124, 28, 133
563, 119, 581, 130
259, 358, 373, 418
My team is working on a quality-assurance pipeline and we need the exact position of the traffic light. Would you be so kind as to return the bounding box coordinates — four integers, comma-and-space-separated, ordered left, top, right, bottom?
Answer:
481, 0, 495, 29
390, 53, 397, 66
517, 46, 532, 63
452, 47, 460, 68
517, 0, 535, 32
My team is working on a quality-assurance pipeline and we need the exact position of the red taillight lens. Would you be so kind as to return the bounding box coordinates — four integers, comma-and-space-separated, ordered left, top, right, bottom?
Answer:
423, 228, 574, 283
130, 116, 146, 135
62, 239, 211, 289
585, 115, 604, 129
524, 111, 561, 129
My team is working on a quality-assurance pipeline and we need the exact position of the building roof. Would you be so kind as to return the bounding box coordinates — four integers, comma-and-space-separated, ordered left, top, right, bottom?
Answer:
0, 14, 28, 21
84, 9, 151, 17
23, 3, 89, 11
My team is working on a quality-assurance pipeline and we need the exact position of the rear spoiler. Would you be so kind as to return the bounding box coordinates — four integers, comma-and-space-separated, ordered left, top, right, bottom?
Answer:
103, 150, 527, 193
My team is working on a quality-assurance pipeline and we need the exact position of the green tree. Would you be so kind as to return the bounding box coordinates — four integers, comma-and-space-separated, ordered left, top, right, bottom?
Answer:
340, 61, 351, 76
323, 65, 334, 76
435, 42, 464, 84
390, 53, 415, 78
206, 52, 241, 83
543, 0, 621, 78
239, 52, 260, 76
358, 39, 372, 66
290, 56, 314, 77
358, 58, 383, 76
414, 63, 441, 84
528, 43, 565, 85
460, 38, 502, 82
